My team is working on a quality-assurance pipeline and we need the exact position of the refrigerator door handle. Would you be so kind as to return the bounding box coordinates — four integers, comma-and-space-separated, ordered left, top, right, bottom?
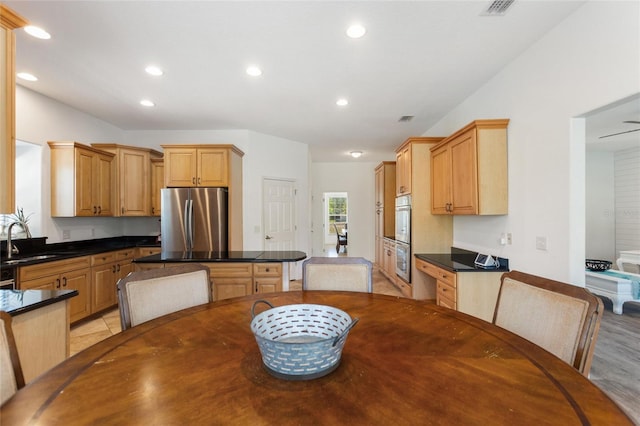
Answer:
188, 199, 194, 249
183, 199, 191, 249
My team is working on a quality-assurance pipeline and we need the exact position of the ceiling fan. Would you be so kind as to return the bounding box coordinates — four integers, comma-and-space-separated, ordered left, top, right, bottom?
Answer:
599, 120, 640, 139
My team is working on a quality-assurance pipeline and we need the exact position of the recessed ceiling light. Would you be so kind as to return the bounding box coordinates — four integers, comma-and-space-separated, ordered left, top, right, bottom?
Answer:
346, 24, 366, 39
246, 66, 262, 77
350, 151, 363, 158
336, 98, 349, 107
24, 25, 51, 40
140, 99, 155, 107
17, 72, 38, 81
145, 65, 164, 76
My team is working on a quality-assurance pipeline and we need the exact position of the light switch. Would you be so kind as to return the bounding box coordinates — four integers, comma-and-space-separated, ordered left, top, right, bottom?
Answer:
536, 236, 547, 251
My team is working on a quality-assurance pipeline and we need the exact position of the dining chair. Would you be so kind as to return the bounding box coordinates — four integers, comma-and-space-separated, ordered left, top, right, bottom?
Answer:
333, 224, 348, 254
117, 264, 212, 330
1, 311, 25, 406
492, 270, 603, 376
302, 257, 373, 293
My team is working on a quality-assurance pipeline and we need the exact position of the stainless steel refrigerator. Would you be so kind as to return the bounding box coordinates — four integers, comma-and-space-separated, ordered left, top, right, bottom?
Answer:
161, 188, 228, 253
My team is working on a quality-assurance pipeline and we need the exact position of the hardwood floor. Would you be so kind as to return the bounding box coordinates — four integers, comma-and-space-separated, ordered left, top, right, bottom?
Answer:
589, 298, 640, 423
70, 271, 639, 424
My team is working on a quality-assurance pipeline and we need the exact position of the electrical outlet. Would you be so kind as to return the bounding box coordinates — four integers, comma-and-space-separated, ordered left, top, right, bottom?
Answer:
536, 236, 547, 251
62, 230, 71, 240
507, 233, 512, 245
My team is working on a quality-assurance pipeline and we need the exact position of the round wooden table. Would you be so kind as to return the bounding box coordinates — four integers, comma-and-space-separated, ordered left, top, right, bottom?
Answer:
1, 292, 632, 425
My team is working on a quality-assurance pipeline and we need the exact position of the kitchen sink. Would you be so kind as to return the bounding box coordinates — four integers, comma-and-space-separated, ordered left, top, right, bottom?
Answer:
2, 254, 59, 265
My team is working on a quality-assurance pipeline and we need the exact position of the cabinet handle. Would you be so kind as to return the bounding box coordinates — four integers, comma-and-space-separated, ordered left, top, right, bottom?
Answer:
56, 278, 61, 289
198, 177, 201, 185
93, 206, 97, 214
121, 207, 125, 214
192, 177, 196, 184
62, 277, 67, 287
112, 265, 117, 273
98, 206, 102, 214
151, 207, 155, 214
117, 264, 121, 272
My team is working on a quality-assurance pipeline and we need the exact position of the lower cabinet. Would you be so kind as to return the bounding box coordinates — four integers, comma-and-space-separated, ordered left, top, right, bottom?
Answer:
381, 238, 396, 282
415, 257, 503, 322
91, 249, 134, 314
19, 257, 92, 323
253, 263, 282, 294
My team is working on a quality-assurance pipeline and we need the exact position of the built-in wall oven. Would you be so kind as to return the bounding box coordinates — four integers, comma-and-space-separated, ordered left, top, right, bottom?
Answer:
395, 195, 411, 282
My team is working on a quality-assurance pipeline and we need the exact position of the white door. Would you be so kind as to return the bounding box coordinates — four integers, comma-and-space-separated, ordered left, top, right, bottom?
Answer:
263, 178, 296, 251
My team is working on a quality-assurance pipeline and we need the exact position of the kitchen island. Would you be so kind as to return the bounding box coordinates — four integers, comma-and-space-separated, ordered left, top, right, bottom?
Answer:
133, 251, 307, 299
0, 289, 77, 383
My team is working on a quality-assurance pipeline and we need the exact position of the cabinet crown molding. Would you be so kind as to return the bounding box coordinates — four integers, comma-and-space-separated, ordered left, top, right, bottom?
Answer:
47, 141, 116, 158
431, 119, 510, 151
91, 143, 162, 158
395, 137, 444, 153
0, 5, 28, 29
161, 144, 245, 157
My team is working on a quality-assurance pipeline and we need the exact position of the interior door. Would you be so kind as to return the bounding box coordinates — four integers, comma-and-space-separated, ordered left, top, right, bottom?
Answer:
262, 178, 296, 251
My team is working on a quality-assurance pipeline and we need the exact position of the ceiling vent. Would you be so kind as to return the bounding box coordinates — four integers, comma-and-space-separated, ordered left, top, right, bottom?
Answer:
398, 115, 414, 123
481, 0, 516, 16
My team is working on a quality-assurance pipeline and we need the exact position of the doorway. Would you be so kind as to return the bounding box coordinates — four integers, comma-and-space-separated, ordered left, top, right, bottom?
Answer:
323, 192, 348, 254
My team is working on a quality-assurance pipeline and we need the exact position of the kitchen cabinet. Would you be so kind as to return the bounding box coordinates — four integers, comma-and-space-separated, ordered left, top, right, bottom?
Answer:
392, 137, 453, 300
19, 256, 92, 323
374, 162, 396, 271
381, 238, 396, 283
91, 249, 135, 314
92, 143, 162, 217
253, 263, 282, 294
415, 257, 503, 322
395, 145, 411, 196
49, 142, 115, 217
431, 119, 509, 215
150, 157, 164, 216
137, 246, 161, 258
0, 5, 27, 213
162, 144, 245, 251
162, 145, 243, 188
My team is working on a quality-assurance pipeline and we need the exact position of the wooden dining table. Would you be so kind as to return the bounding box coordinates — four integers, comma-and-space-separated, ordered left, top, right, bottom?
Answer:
1, 291, 632, 425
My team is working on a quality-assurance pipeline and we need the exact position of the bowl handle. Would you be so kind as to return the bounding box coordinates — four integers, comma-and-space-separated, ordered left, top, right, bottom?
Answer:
251, 299, 275, 319
332, 318, 359, 347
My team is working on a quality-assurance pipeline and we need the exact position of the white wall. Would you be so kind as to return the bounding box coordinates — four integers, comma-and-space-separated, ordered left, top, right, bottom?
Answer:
614, 147, 640, 256
310, 162, 378, 261
585, 151, 615, 262
422, 1, 640, 284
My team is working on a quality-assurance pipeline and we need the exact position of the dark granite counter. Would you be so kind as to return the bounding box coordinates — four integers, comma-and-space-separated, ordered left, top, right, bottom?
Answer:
0, 289, 78, 316
134, 251, 307, 263
415, 247, 509, 273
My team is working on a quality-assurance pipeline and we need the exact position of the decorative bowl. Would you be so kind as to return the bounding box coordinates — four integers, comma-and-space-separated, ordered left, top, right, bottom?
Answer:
585, 259, 612, 271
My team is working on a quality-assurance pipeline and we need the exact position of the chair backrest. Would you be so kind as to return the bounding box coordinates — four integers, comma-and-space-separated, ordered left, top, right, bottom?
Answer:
117, 264, 212, 330
1, 311, 24, 406
493, 270, 603, 376
302, 257, 372, 293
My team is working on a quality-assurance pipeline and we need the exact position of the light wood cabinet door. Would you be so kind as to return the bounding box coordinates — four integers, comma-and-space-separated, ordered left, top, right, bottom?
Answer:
0, 6, 27, 214
215, 278, 253, 300
95, 151, 115, 216
150, 158, 164, 216
63, 268, 92, 323
92, 262, 117, 313
164, 148, 197, 187
20, 274, 58, 291
430, 144, 451, 215
197, 148, 228, 187
75, 148, 97, 216
119, 148, 150, 216
395, 146, 412, 196
449, 130, 478, 215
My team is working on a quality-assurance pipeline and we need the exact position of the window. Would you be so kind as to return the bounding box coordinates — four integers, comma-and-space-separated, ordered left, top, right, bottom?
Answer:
324, 192, 347, 244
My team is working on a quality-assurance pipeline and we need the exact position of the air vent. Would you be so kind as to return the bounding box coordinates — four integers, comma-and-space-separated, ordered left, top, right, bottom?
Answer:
398, 115, 414, 123
481, 0, 515, 16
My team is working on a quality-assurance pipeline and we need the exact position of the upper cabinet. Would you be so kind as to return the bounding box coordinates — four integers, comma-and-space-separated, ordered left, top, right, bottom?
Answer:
395, 144, 412, 196
431, 119, 509, 215
0, 5, 28, 213
49, 142, 115, 217
91, 144, 162, 216
150, 157, 164, 216
162, 145, 244, 188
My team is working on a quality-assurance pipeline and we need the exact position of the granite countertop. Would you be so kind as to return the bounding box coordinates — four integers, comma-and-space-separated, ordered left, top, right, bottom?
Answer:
415, 247, 509, 273
0, 289, 78, 316
134, 250, 308, 263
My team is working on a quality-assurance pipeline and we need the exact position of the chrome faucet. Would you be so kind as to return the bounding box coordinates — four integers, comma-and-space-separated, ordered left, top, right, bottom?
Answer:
6, 222, 20, 259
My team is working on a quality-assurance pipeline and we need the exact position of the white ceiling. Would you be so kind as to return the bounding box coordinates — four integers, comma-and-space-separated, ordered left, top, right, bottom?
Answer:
9, 0, 633, 162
